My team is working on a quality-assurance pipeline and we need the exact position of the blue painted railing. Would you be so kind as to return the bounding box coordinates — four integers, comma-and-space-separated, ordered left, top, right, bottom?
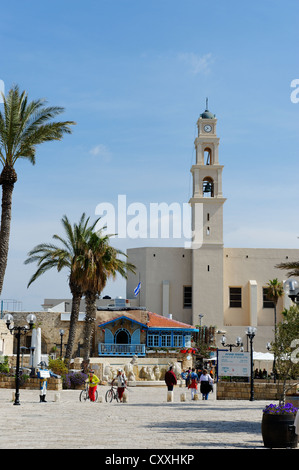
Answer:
98, 343, 146, 356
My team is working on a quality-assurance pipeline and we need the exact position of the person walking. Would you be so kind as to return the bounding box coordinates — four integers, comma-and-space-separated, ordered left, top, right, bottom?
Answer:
112, 369, 127, 402
186, 367, 192, 388
199, 368, 213, 400
164, 365, 177, 391
188, 368, 199, 400
86, 370, 100, 402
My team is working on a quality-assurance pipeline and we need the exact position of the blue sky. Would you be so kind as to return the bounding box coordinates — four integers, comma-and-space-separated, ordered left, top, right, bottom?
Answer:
1, 0, 299, 310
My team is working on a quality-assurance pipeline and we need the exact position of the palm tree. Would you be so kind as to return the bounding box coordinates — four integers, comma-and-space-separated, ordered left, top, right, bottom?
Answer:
275, 260, 299, 278
25, 214, 96, 361
0, 85, 75, 295
265, 278, 284, 382
77, 230, 135, 362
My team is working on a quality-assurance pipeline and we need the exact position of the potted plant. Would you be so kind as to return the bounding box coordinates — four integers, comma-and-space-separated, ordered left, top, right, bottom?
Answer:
262, 403, 298, 448
262, 305, 299, 448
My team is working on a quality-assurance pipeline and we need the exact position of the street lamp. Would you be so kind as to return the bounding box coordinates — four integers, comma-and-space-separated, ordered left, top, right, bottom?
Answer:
221, 335, 243, 352
246, 326, 256, 402
283, 279, 299, 303
59, 329, 65, 358
4, 313, 36, 405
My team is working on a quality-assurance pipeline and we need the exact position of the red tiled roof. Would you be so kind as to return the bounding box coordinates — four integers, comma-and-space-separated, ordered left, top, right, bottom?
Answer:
147, 311, 195, 329
97, 309, 197, 330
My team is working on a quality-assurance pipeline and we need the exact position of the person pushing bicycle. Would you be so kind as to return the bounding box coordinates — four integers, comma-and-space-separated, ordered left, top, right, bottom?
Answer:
112, 368, 127, 402
86, 370, 100, 402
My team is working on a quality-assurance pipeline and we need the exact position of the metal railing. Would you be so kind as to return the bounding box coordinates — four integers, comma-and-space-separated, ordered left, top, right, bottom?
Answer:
98, 343, 146, 356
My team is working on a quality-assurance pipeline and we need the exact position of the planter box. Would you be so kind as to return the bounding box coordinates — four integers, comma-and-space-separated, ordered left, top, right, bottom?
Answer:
262, 413, 298, 448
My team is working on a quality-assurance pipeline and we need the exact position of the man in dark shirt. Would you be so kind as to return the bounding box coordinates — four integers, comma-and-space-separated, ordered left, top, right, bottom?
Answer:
164, 366, 177, 391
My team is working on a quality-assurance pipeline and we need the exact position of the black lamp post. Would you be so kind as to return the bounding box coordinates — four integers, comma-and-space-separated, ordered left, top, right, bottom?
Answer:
4, 313, 36, 405
220, 335, 242, 352
59, 329, 65, 358
246, 326, 256, 401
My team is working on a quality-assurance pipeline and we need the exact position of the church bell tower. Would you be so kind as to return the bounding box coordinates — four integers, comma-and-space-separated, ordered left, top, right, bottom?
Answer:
189, 101, 226, 326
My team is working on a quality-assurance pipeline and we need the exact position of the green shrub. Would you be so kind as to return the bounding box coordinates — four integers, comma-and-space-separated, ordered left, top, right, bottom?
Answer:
48, 358, 68, 377
0, 356, 9, 374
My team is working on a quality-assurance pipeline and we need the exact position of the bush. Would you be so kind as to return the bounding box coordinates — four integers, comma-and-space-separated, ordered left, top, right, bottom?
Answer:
48, 358, 68, 377
0, 356, 9, 374
19, 372, 30, 387
64, 371, 88, 389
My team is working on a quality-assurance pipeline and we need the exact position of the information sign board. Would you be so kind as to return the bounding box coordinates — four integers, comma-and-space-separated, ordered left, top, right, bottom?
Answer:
218, 351, 251, 377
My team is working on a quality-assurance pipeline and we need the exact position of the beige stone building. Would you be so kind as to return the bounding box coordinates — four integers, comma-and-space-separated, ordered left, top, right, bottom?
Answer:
126, 106, 299, 353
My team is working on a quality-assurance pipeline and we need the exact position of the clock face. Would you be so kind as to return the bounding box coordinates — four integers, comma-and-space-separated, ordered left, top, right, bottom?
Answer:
204, 124, 212, 133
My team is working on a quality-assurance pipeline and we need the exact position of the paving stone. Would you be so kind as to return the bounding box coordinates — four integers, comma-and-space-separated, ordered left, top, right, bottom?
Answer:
0, 385, 294, 450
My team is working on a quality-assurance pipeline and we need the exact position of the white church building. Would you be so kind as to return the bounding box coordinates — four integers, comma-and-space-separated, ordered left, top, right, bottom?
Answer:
126, 105, 299, 352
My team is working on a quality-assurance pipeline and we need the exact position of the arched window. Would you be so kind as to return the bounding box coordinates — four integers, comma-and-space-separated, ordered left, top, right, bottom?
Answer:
115, 328, 131, 344
204, 147, 212, 165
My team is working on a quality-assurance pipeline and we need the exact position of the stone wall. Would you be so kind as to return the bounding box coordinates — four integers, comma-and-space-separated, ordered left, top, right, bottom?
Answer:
217, 381, 298, 400
3, 311, 85, 356
0, 376, 62, 391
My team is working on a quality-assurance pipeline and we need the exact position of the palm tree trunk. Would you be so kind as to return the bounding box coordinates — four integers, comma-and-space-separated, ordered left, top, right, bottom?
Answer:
64, 290, 82, 361
83, 291, 97, 362
0, 166, 17, 296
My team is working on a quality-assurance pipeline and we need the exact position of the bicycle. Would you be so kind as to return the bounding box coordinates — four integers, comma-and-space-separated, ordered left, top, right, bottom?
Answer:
79, 383, 98, 402
105, 384, 119, 403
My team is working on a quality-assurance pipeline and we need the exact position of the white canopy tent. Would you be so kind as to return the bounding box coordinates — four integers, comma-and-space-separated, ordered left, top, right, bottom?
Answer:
253, 352, 274, 361
253, 351, 274, 375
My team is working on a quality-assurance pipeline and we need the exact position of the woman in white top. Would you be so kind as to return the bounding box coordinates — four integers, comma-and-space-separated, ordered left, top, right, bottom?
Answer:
113, 368, 127, 402
199, 368, 213, 400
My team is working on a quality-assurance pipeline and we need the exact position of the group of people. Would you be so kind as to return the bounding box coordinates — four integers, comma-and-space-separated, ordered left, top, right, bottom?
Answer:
181, 367, 214, 400
164, 365, 214, 400
38, 361, 213, 403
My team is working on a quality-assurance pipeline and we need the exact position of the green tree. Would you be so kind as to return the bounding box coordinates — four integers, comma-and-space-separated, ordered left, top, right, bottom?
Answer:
271, 305, 299, 404
77, 230, 135, 362
265, 278, 284, 382
0, 85, 75, 295
25, 213, 96, 361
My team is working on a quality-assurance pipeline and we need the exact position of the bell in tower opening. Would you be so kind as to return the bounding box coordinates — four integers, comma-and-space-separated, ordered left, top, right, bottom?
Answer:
203, 178, 214, 197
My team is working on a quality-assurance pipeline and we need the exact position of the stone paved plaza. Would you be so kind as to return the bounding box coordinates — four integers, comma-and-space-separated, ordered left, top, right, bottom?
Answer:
2, 384, 296, 452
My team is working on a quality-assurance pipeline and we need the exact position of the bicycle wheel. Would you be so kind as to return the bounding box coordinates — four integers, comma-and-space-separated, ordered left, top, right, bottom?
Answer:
94, 389, 98, 402
105, 389, 114, 402
114, 391, 119, 402
80, 389, 89, 402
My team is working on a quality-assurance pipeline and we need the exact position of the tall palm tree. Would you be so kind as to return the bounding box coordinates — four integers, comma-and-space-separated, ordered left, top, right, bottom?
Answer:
77, 230, 135, 362
0, 85, 75, 295
265, 278, 284, 382
25, 214, 96, 361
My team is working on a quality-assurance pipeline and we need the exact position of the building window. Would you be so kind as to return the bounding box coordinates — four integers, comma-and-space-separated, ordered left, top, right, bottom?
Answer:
161, 334, 171, 347
147, 334, 159, 347
183, 286, 192, 308
229, 287, 242, 308
185, 335, 191, 347
173, 335, 183, 347
263, 288, 274, 309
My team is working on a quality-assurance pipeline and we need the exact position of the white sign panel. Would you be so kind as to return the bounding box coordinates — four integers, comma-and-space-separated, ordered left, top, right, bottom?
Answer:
38, 370, 50, 378
218, 351, 251, 377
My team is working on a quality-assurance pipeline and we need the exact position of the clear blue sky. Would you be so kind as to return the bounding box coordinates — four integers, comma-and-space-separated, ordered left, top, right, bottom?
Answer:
1, 0, 299, 310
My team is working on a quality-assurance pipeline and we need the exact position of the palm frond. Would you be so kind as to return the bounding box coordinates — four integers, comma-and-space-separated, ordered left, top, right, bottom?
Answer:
275, 261, 299, 278
0, 84, 75, 168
